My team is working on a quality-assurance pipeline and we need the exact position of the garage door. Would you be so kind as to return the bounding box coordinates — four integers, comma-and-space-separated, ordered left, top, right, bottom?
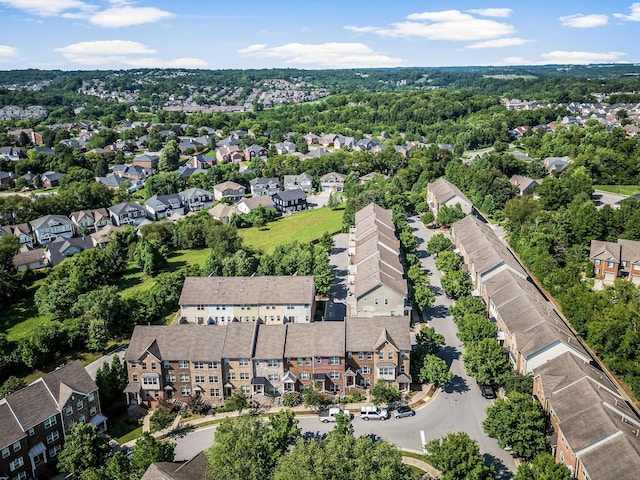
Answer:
604, 272, 616, 282
632, 275, 640, 285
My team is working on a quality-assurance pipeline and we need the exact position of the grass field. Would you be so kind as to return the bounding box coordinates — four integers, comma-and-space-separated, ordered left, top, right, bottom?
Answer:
594, 185, 640, 196
239, 206, 344, 254
3, 278, 53, 341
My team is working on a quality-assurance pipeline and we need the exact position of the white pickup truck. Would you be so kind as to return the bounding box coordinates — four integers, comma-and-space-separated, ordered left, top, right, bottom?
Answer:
318, 407, 351, 423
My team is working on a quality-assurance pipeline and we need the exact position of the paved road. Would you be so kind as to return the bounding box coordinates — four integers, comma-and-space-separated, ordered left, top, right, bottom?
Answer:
173, 218, 516, 478
408, 216, 515, 478
324, 233, 348, 320
592, 190, 627, 209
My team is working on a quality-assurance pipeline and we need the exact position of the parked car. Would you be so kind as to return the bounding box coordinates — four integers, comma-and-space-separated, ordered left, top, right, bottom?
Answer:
360, 405, 390, 421
479, 384, 495, 399
319, 407, 352, 423
393, 405, 416, 418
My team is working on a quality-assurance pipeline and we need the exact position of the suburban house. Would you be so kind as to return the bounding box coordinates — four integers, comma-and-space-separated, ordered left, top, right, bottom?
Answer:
243, 144, 268, 161
175, 165, 206, 181
272, 189, 307, 214
12, 248, 46, 271
208, 203, 239, 222
145, 194, 184, 219
179, 188, 215, 211
304, 133, 320, 145
90, 224, 125, 248
274, 141, 296, 155
426, 177, 473, 217
543, 156, 572, 175
345, 316, 412, 392
249, 177, 280, 197
0, 361, 105, 480
532, 352, 640, 480
40, 171, 64, 189
589, 238, 640, 285
112, 164, 151, 182
0, 170, 13, 187
215, 145, 244, 163
186, 154, 216, 170
0, 224, 33, 249
70, 208, 110, 232
29, 215, 74, 245
212, 182, 245, 203
283, 173, 313, 193
237, 196, 276, 214
45, 236, 94, 267
334, 135, 356, 149
320, 172, 347, 192
359, 172, 388, 184
108, 202, 148, 226
347, 203, 409, 318
132, 153, 160, 169
509, 175, 540, 195
178, 275, 316, 325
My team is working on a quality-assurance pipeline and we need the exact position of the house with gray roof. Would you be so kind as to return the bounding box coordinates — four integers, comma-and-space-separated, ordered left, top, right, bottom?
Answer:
589, 238, 640, 285
320, 172, 346, 192
272, 189, 307, 213
145, 193, 184, 219
178, 275, 315, 325
237, 196, 275, 214
0, 223, 33, 249
29, 214, 74, 245
283, 173, 313, 193
108, 202, 148, 226
427, 177, 472, 217
45, 235, 94, 267
212, 182, 243, 204
0, 361, 104, 480
249, 177, 280, 197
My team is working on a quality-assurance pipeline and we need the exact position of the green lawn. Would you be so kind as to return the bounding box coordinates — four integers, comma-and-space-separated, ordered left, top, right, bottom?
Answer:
594, 185, 640, 196
2, 278, 54, 341
239, 206, 344, 254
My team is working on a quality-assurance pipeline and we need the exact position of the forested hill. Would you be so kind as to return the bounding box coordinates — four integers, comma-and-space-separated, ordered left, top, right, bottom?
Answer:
2, 64, 640, 106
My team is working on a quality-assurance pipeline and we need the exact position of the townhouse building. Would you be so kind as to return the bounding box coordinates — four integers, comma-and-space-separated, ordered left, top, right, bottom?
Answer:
532, 353, 640, 480
345, 316, 412, 392
426, 177, 473, 217
449, 206, 640, 478
589, 238, 640, 285
347, 203, 409, 317
284, 322, 346, 395
125, 317, 411, 409
178, 276, 316, 325
0, 361, 105, 480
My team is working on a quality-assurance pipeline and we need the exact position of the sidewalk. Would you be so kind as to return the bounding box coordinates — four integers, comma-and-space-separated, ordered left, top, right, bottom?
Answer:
129, 382, 439, 446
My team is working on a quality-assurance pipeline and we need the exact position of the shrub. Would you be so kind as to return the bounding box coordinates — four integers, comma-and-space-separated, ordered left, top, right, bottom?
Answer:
282, 392, 302, 407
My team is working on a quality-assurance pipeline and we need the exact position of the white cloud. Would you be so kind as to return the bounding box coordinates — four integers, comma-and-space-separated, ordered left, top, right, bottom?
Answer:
0, 0, 95, 17
559, 14, 608, 28
0, 45, 18, 61
345, 9, 515, 42
54, 40, 205, 67
407, 10, 474, 22
238, 42, 404, 68
498, 56, 529, 65
467, 8, 513, 18
614, 2, 640, 21
89, 5, 173, 27
540, 50, 626, 64
466, 37, 528, 49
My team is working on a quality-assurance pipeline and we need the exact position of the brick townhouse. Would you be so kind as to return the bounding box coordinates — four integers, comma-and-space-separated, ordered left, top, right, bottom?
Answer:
124, 317, 411, 410
0, 361, 105, 480
589, 238, 640, 285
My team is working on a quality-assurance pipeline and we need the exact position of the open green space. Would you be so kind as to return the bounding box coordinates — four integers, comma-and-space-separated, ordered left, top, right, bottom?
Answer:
239, 206, 344, 254
3, 277, 53, 341
594, 185, 640, 196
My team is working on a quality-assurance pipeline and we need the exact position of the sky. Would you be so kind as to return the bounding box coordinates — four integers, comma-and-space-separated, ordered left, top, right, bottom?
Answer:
0, 0, 639, 71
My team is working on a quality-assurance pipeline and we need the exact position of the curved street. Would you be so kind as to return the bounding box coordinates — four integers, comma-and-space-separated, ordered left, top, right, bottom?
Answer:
173, 216, 516, 479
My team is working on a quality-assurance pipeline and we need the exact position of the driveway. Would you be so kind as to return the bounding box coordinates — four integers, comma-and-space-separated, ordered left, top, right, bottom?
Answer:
324, 233, 348, 321
307, 190, 332, 208
84, 345, 127, 380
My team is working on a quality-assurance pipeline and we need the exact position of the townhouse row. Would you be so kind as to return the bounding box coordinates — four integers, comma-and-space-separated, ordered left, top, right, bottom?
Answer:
0, 361, 105, 480
450, 214, 640, 480
124, 318, 411, 410
346, 203, 410, 318
589, 238, 640, 285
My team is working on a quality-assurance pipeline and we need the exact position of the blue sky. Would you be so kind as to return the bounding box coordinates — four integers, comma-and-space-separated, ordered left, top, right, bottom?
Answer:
0, 0, 639, 70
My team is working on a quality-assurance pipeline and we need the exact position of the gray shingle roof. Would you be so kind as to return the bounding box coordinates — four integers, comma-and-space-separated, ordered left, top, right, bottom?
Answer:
254, 324, 287, 359
126, 325, 227, 362
284, 322, 345, 358
345, 316, 411, 352
178, 276, 315, 306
